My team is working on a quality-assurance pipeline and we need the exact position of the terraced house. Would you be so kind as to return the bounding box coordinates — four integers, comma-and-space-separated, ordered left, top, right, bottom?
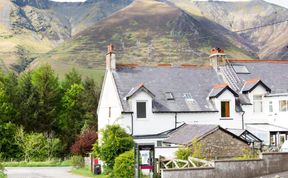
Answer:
97, 46, 288, 151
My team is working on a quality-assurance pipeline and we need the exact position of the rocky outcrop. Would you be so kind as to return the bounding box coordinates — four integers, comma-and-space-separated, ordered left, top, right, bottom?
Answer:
11, 0, 50, 9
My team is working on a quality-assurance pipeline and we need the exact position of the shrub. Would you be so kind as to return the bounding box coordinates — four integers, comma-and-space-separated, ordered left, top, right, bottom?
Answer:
15, 128, 61, 161
176, 147, 192, 160
93, 125, 134, 171
71, 128, 97, 156
113, 150, 134, 178
71, 155, 85, 168
0, 163, 6, 178
0, 123, 23, 160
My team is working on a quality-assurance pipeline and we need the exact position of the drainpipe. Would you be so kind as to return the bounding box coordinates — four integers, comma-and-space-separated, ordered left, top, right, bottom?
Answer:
131, 113, 134, 136
175, 113, 178, 128
241, 111, 245, 130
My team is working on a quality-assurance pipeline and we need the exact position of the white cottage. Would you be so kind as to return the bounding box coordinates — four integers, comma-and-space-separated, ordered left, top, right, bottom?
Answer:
97, 46, 288, 148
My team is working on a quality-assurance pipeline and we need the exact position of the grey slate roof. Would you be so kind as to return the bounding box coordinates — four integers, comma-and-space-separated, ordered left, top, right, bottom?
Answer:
164, 124, 249, 145
163, 124, 220, 145
209, 86, 238, 98
231, 61, 288, 94
113, 66, 224, 112
125, 84, 155, 99
241, 80, 271, 93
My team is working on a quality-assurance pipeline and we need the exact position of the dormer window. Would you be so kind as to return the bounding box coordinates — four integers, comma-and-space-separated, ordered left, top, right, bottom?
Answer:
137, 102, 147, 118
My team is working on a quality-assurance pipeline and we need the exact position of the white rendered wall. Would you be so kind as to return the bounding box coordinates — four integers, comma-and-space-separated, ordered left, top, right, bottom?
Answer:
97, 71, 126, 141
244, 85, 269, 124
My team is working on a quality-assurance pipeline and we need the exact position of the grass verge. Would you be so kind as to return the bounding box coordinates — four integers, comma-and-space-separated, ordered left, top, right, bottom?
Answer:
70, 167, 108, 178
2, 160, 72, 167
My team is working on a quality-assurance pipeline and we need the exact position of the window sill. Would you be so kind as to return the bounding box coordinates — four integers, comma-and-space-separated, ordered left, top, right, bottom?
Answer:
219, 117, 233, 120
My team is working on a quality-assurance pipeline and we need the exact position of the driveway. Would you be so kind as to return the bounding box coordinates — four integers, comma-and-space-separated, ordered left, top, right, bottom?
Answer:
6, 167, 86, 178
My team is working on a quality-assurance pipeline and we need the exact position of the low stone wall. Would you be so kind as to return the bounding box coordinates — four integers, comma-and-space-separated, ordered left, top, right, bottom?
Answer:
161, 152, 288, 178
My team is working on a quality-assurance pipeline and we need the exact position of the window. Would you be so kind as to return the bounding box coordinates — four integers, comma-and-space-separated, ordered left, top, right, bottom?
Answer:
269, 101, 273, 113
108, 107, 111, 118
165, 92, 174, 100
232, 65, 250, 74
157, 141, 163, 147
253, 95, 263, 113
279, 100, 288, 112
221, 101, 230, 118
137, 102, 146, 118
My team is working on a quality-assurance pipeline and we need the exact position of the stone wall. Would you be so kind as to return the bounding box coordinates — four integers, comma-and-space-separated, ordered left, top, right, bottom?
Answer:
198, 129, 250, 159
161, 152, 288, 178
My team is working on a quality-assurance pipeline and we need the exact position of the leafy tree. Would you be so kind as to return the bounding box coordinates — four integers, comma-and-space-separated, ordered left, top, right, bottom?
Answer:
31, 65, 61, 132
71, 128, 97, 156
0, 123, 22, 160
93, 125, 134, 170
0, 72, 19, 123
59, 84, 85, 150
62, 68, 82, 92
82, 77, 101, 129
17, 72, 39, 131
113, 150, 134, 178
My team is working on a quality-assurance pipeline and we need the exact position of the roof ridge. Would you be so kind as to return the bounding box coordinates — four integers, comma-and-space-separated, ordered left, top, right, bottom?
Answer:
229, 59, 288, 64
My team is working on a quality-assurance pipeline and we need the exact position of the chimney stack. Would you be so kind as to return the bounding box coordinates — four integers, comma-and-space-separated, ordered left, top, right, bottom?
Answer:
209, 47, 226, 70
106, 44, 116, 71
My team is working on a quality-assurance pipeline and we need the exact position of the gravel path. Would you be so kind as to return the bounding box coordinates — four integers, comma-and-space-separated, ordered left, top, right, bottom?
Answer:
6, 167, 86, 178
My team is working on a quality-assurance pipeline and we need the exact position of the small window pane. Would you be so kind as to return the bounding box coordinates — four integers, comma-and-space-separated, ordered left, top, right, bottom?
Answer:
137, 102, 146, 118
279, 100, 288, 112
269, 101, 273, 113
165, 92, 174, 100
221, 101, 230, 118
253, 95, 263, 113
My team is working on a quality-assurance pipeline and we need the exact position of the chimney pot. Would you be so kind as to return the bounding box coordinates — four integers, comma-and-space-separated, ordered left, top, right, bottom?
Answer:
106, 44, 116, 71
107, 44, 114, 54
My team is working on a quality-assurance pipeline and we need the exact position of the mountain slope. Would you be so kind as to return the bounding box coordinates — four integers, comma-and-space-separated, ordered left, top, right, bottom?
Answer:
169, 0, 288, 59
35, 0, 256, 72
0, 0, 132, 73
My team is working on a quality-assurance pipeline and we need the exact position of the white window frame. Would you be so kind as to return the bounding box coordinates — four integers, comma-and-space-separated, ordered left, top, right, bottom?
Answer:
269, 101, 273, 113
253, 95, 263, 113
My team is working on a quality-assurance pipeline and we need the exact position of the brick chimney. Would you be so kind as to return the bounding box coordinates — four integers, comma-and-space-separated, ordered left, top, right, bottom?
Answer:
209, 47, 226, 70
106, 44, 116, 71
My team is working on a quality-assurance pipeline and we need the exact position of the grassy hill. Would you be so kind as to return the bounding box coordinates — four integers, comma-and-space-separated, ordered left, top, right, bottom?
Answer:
0, 0, 132, 74
35, 0, 256, 74
169, 0, 288, 59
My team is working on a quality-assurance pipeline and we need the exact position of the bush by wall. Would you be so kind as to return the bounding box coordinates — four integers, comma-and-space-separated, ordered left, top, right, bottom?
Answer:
113, 150, 134, 178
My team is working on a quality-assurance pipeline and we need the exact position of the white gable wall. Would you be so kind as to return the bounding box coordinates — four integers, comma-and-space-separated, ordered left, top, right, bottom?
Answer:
97, 71, 124, 139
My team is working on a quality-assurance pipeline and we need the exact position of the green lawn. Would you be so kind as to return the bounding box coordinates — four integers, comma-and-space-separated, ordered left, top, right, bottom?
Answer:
2, 160, 72, 167
70, 167, 108, 178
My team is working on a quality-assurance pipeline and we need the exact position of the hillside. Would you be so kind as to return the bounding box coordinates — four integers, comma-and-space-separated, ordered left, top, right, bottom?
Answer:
169, 0, 288, 59
0, 0, 132, 73
35, 0, 256, 72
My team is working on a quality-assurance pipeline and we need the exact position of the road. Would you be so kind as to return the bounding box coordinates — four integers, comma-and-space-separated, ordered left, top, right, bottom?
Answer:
255, 171, 288, 178
6, 167, 86, 178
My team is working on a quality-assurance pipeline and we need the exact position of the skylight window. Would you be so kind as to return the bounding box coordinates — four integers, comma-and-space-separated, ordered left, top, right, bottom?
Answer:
183, 93, 193, 100
232, 65, 250, 74
165, 92, 174, 100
